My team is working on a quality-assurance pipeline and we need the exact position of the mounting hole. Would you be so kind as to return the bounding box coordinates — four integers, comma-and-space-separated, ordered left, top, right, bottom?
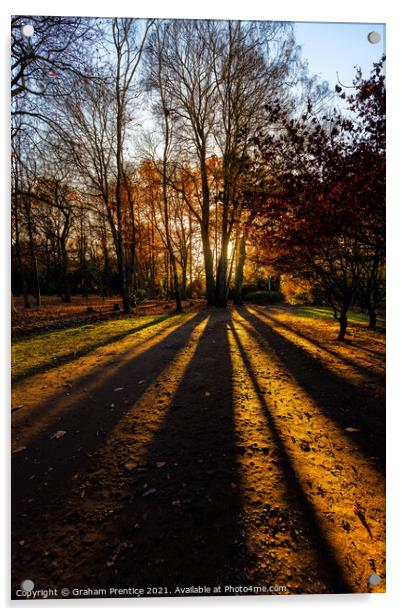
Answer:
368, 573, 381, 586
368, 31, 381, 44
21, 24, 35, 38
21, 579, 35, 592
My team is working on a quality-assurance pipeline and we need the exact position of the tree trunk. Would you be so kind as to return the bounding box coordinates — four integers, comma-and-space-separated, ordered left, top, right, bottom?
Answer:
61, 244, 71, 302
123, 167, 138, 300
80, 224, 88, 299
159, 92, 182, 312
115, 52, 130, 314
102, 246, 109, 298
149, 224, 154, 292
11, 292, 17, 316
13, 187, 30, 307
201, 226, 215, 305
115, 169, 130, 313
188, 212, 193, 298
169, 249, 182, 311
368, 308, 377, 329
164, 215, 181, 309
199, 146, 215, 305
181, 257, 187, 300
24, 192, 41, 307
338, 307, 348, 341
215, 232, 230, 307
233, 235, 246, 305
367, 251, 380, 329
45, 237, 52, 296
30, 242, 41, 308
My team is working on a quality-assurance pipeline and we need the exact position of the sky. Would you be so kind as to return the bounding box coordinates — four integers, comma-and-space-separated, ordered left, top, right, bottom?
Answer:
294, 21, 386, 89
131, 19, 386, 158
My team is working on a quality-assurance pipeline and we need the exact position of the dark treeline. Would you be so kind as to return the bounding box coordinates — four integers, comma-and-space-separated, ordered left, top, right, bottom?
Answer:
11, 16, 385, 338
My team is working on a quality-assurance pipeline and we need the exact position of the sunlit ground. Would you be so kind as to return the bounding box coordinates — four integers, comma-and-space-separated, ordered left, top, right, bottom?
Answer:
11, 305, 385, 596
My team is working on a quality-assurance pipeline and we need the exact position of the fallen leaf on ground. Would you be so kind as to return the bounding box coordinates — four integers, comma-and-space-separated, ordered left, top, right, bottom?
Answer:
11, 405, 24, 413
123, 462, 136, 472
51, 430, 66, 439
143, 488, 157, 497
354, 503, 373, 538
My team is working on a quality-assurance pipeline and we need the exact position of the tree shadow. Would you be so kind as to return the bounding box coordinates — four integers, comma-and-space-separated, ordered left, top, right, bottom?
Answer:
12, 312, 208, 548
228, 319, 352, 593
255, 308, 384, 385
12, 313, 175, 384
12, 313, 192, 437
63, 309, 255, 593
238, 307, 385, 469
345, 342, 385, 357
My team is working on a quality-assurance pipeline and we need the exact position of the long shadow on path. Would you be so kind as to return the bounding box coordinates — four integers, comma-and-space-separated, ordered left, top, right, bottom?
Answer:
238, 307, 385, 470
12, 311, 207, 582
12, 313, 175, 384
228, 320, 352, 593
261, 309, 385, 385
85, 309, 255, 593
12, 313, 183, 436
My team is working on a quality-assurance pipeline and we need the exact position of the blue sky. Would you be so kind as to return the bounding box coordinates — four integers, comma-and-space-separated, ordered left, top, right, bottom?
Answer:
294, 22, 386, 89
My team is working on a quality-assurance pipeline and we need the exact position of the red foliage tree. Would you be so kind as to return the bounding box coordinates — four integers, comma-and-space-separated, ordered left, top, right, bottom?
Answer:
251, 57, 385, 340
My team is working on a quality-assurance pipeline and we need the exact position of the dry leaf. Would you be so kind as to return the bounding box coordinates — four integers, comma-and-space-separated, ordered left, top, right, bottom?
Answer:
11, 405, 24, 413
51, 430, 66, 440
143, 488, 157, 497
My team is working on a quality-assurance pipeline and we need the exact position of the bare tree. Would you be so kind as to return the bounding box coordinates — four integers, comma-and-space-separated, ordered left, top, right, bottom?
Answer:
144, 22, 184, 310
211, 20, 298, 305
145, 20, 219, 304
111, 18, 154, 312
11, 16, 95, 101
145, 19, 298, 306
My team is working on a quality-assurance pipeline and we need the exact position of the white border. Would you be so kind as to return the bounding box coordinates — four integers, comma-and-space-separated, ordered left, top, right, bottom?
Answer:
2, 1, 401, 613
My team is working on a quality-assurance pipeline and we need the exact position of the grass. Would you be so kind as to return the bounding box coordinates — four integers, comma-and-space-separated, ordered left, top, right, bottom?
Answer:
11, 312, 178, 381
293, 306, 385, 326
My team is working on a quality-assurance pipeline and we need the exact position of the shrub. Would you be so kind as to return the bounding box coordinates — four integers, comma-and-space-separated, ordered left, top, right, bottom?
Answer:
241, 284, 257, 298
294, 292, 310, 303
245, 290, 284, 304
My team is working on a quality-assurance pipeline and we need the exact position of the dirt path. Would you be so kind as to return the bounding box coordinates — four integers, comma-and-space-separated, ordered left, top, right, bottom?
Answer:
11, 306, 385, 597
